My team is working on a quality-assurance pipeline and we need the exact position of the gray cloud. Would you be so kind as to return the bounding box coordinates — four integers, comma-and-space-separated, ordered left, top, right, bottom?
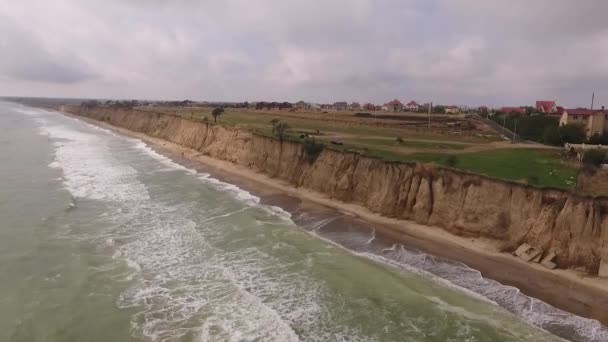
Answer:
0, 0, 606, 107
0, 15, 96, 84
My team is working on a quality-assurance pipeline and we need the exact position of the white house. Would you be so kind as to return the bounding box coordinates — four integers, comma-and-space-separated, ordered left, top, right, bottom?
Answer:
405, 101, 420, 112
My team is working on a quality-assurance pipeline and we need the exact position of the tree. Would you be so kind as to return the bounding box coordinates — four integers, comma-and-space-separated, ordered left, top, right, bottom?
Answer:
542, 126, 562, 146
445, 155, 459, 167
274, 121, 290, 142
211, 107, 224, 123
302, 137, 324, 164
432, 105, 446, 114
583, 149, 607, 167
588, 133, 608, 145
559, 123, 586, 144
270, 118, 280, 133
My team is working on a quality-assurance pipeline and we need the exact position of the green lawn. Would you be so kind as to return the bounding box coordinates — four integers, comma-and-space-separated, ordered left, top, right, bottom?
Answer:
406, 149, 577, 189
351, 137, 469, 150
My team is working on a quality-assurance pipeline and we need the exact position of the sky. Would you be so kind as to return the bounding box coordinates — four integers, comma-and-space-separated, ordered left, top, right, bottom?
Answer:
1, 0, 607, 107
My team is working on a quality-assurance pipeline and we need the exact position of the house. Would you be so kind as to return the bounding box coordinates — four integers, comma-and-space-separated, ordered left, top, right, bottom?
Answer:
374, 105, 383, 111
560, 107, 608, 138
500, 107, 525, 114
363, 103, 376, 111
334, 101, 348, 110
320, 104, 334, 110
384, 99, 403, 111
295, 101, 308, 109
405, 101, 420, 112
536, 100, 557, 114
350, 102, 362, 110
445, 105, 460, 114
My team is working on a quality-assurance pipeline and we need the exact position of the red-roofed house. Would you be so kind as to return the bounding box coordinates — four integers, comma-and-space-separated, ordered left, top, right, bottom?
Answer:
500, 107, 525, 114
560, 107, 608, 138
383, 99, 403, 111
405, 101, 420, 112
445, 105, 460, 114
536, 100, 557, 113
363, 103, 375, 111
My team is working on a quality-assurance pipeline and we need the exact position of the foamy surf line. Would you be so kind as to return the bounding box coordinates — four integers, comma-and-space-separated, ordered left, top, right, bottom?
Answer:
347, 239, 606, 342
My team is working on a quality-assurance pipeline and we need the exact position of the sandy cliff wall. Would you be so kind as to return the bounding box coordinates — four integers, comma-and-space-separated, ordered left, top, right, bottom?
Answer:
68, 106, 608, 273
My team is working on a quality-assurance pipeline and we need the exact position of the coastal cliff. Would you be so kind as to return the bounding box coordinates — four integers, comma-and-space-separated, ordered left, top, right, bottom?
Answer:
67, 106, 608, 274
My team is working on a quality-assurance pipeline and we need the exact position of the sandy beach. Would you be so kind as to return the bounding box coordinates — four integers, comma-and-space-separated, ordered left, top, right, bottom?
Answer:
66, 112, 608, 328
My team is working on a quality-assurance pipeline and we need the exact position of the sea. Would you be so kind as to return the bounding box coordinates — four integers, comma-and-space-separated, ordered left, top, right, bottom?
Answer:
0, 101, 607, 341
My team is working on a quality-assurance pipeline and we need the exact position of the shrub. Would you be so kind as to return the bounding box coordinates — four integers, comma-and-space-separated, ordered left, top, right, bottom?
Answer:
302, 137, 324, 164
396, 137, 404, 143
542, 126, 562, 146
559, 123, 586, 144
527, 175, 540, 185
588, 133, 608, 145
583, 149, 607, 167
445, 155, 459, 167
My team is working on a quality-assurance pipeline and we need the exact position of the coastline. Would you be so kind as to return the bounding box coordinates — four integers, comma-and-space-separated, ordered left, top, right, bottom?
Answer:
63, 111, 608, 329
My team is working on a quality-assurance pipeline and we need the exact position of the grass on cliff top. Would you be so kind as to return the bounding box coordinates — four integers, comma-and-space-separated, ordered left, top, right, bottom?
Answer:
407, 148, 577, 189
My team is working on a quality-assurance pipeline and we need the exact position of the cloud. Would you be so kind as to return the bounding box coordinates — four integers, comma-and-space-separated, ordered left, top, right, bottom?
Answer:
0, 0, 607, 106
0, 15, 96, 84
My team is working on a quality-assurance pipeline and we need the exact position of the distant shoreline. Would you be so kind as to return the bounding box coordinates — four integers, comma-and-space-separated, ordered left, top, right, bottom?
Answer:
49, 107, 608, 335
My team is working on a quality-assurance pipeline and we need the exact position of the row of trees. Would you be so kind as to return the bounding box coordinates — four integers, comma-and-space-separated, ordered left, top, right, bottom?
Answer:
255, 102, 293, 110
490, 113, 592, 146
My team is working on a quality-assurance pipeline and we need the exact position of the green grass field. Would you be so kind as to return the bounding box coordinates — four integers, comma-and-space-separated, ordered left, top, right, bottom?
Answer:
407, 149, 577, 189
138, 106, 576, 190
350, 137, 469, 150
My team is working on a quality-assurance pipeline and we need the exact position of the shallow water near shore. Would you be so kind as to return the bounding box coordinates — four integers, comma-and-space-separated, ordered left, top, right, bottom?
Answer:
0, 101, 606, 341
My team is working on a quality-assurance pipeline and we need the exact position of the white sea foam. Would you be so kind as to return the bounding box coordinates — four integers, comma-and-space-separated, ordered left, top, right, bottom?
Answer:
26, 111, 357, 341
132, 141, 197, 174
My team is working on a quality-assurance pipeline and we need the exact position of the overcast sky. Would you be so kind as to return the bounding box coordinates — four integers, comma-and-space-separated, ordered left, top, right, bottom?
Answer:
1, 0, 607, 107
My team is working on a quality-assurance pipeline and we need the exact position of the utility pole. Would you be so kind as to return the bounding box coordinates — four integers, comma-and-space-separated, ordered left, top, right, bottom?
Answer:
502, 115, 506, 136
591, 92, 595, 110
513, 119, 517, 143
428, 101, 432, 129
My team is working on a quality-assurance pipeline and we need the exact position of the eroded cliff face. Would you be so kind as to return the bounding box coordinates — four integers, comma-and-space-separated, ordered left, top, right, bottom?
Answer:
68, 106, 608, 273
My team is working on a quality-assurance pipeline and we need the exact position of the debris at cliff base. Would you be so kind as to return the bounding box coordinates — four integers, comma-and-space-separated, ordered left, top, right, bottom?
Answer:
599, 260, 608, 278
541, 251, 557, 270
514, 243, 543, 262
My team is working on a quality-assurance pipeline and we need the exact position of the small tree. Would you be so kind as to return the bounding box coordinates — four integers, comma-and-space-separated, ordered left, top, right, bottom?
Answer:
274, 122, 290, 142
270, 118, 280, 133
559, 123, 586, 144
302, 137, 324, 164
542, 126, 562, 146
583, 149, 607, 167
212, 107, 224, 123
432, 105, 446, 114
445, 155, 459, 167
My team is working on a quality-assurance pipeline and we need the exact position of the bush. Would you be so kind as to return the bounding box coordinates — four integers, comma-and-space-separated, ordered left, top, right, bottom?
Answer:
445, 155, 459, 167
583, 149, 607, 167
542, 126, 562, 146
302, 137, 324, 164
396, 137, 404, 143
588, 133, 608, 145
526, 175, 540, 185
559, 123, 586, 144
